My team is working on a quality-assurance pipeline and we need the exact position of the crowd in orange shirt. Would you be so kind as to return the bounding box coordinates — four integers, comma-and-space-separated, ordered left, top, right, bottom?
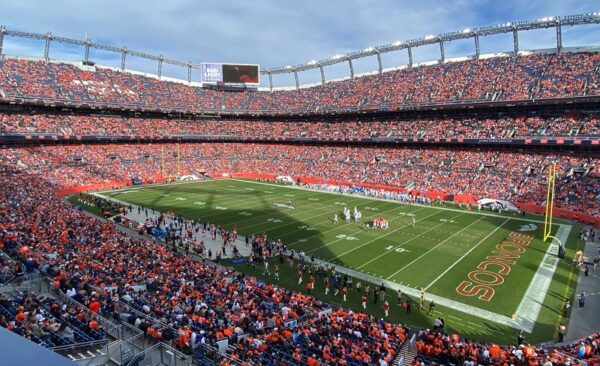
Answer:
1, 112, 598, 137
1, 52, 600, 113
0, 165, 410, 365
414, 329, 592, 366
0, 141, 597, 364
0, 143, 597, 217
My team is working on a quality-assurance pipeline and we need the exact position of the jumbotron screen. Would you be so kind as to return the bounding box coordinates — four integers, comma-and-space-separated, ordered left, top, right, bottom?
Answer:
201, 63, 260, 85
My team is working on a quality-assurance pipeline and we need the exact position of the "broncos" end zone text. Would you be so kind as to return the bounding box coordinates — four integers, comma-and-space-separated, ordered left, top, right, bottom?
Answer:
456, 232, 534, 302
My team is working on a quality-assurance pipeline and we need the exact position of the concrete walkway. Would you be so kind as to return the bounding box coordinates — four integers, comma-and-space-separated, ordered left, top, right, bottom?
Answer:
565, 228, 600, 342
89, 193, 252, 259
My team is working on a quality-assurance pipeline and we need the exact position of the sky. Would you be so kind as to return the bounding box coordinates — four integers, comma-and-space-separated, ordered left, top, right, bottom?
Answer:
1, 0, 600, 88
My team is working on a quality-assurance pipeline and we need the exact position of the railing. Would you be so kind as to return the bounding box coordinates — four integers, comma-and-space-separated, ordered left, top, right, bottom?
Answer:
0, 273, 15, 284
55, 289, 122, 340
108, 337, 145, 365
1, 276, 49, 294
50, 339, 109, 361
117, 300, 245, 365
2, 90, 600, 117
126, 342, 192, 366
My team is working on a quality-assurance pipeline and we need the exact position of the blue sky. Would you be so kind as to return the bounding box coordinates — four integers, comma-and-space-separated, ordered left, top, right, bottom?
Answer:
1, 0, 600, 88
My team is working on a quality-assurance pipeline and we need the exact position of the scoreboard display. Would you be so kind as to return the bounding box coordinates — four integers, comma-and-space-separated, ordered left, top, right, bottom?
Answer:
201, 63, 260, 85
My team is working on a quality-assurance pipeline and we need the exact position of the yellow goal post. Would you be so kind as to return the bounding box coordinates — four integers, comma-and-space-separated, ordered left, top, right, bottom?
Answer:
543, 162, 562, 247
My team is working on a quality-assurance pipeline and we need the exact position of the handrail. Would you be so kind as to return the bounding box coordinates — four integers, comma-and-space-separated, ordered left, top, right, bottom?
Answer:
50, 338, 109, 352
2, 87, 600, 117
55, 288, 122, 339
125, 342, 193, 366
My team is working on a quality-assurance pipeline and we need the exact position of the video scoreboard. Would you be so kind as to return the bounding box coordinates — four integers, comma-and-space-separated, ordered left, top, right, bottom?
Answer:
201, 63, 260, 85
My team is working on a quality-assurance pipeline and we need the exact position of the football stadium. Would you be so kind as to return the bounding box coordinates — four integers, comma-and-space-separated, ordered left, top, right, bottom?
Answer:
0, 2, 599, 366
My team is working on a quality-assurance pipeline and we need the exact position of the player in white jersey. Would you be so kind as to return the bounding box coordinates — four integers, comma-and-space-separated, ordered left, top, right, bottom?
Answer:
412, 216, 416, 228
333, 213, 338, 224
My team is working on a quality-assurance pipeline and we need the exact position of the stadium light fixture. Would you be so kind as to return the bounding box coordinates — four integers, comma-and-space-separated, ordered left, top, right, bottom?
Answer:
462, 28, 471, 33
307, 60, 318, 65
424, 35, 435, 40
284, 65, 293, 69
363, 47, 374, 52
331, 54, 344, 60
393, 41, 403, 46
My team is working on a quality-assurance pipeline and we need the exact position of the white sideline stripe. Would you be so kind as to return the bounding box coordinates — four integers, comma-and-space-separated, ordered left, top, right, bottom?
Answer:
108, 188, 297, 222
356, 212, 466, 270
424, 218, 510, 292
102, 179, 218, 193
386, 216, 485, 280
513, 224, 571, 332
229, 178, 560, 224
103, 181, 346, 224
304, 251, 528, 331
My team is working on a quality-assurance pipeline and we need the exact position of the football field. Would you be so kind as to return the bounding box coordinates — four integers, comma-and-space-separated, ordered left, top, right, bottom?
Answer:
97, 178, 581, 342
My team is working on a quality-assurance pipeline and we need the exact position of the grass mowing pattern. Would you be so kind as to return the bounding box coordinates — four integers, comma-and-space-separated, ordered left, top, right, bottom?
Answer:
98, 179, 580, 343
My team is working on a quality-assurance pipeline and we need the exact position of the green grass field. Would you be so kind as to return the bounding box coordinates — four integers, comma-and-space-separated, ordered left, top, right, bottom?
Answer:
92, 178, 582, 344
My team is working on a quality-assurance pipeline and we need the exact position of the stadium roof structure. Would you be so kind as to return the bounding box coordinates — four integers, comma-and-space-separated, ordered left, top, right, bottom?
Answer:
0, 326, 77, 366
1, 13, 600, 89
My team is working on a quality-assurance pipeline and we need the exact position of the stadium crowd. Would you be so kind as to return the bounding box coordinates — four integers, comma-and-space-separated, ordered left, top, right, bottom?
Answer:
0, 146, 598, 365
1, 52, 600, 113
0, 143, 597, 217
415, 328, 600, 366
0, 145, 597, 365
0, 165, 412, 365
0, 290, 107, 348
1, 112, 599, 138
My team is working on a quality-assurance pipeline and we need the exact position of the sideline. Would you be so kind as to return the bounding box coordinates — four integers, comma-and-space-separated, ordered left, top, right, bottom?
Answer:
514, 224, 571, 333
230, 179, 567, 225
304, 252, 529, 331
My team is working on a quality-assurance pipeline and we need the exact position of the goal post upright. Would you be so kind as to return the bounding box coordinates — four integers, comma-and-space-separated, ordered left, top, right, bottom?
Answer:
543, 162, 562, 247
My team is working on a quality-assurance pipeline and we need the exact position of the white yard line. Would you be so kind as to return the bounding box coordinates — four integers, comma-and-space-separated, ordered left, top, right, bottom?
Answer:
424, 218, 511, 292
513, 224, 571, 332
279, 201, 415, 243
307, 206, 435, 255
287, 205, 425, 247
234, 195, 369, 231
103, 188, 297, 222
355, 212, 466, 270
385, 216, 485, 280
101, 182, 342, 224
